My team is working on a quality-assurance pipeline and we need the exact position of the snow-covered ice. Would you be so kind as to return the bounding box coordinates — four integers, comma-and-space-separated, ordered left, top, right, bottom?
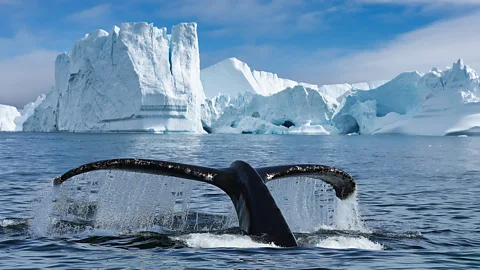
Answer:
334, 59, 480, 136
201, 57, 386, 102
24, 22, 205, 133
0, 105, 20, 131
201, 57, 318, 98
208, 86, 335, 134
15, 19, 480, 136
14, 95, 45, 131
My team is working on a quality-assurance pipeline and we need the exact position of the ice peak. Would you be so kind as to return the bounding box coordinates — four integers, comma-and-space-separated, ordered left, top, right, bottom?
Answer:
85, 29, 109, 40
220, 57, 249, 70
445, 58, 479, 81
111, 25, 120, 35
453, 58, 465, 70
228, 57, 244, 64
201, 57, 318, 98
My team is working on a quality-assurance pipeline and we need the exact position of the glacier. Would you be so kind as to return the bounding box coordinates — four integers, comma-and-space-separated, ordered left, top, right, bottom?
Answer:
0, 105, 20, 131
24, 22, 205, 133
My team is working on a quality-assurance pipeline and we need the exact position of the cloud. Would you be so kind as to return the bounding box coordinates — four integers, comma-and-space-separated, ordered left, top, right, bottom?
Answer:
66, 4, 111, 23
296, 11, 325, 31
0, 30, 41, 59
358, 0, 480, 5
156, 0, 326, 37
290, 10, 480, 84
356, 0, 480, 14
0, 50, 57, 108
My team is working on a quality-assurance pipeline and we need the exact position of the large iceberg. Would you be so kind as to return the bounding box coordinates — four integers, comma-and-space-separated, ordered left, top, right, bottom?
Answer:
204, 59, 480, 136
200, 58, 386, 134
24, 22, 205, 133
0, 105, 20, 131
334, 59, 480, 136
17, 20, 479, 136
201, 57, 386, 101
206, 86, 336, 134
201, 57, 318, 98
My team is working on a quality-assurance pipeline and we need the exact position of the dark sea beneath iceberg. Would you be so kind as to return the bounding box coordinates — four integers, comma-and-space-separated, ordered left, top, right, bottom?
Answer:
0, 133, 479, 269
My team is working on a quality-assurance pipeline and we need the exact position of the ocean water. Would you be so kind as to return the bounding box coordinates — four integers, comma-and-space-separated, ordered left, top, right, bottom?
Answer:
0, 132, 479, 269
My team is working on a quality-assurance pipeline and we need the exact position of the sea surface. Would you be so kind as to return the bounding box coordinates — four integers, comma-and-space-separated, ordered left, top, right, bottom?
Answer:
0, 132, 479, 269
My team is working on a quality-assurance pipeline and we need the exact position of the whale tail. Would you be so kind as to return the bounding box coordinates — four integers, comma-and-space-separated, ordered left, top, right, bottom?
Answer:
53, 159, 356, 247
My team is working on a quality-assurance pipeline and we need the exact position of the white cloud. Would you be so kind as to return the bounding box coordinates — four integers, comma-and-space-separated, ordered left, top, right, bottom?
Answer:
0, 30, 40, 59
359, 0, 480, 5
287, 10, 480, 84
66, 4, 111, 23
0, 50, 57, 108
156, 0, 324, 37
356, 0, 480, 14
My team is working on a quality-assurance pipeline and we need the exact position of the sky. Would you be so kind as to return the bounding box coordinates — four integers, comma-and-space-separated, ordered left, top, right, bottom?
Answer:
1, 0, 480, 108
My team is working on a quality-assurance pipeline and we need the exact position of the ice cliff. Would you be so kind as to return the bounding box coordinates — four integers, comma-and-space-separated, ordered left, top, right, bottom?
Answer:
0, 105, 20, 131
24, 22, 205, 133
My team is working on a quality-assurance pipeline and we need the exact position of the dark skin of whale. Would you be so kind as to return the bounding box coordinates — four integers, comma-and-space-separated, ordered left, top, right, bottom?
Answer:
53, 159, 356, 247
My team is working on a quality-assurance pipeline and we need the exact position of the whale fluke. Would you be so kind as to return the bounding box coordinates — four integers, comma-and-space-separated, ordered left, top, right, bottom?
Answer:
257, 165, 356, 200
53, 159, 356, 247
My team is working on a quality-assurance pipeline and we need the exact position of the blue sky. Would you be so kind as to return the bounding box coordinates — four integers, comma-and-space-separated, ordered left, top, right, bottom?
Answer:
1, 0, 480, 107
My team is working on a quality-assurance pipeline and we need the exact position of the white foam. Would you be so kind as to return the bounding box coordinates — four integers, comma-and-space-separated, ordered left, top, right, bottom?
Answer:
316, 236, 384, 250
173, 233, 278, 248
0, 219, 17, 227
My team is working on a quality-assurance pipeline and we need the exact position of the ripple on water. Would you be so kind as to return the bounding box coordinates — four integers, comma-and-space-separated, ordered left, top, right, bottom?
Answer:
1, 133, 479, 269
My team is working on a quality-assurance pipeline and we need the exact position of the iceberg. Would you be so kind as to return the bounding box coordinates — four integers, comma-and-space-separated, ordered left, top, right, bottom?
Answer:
14, 95, 45, 131
0, 105, 20, 131
200, 58, 386, 134
334, 59, 480, 136
16, 18, 478, 136
201, 57, 318, 98
24, 22, 205, 133
317, 81, 387, 104
208, 86, 335, 134
201, 57, 386, 101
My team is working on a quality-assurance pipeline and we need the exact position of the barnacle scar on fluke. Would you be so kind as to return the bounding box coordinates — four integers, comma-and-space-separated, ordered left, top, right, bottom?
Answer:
53, 158, 356, 247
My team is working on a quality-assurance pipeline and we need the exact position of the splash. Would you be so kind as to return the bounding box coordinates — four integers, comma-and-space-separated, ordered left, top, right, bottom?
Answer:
31, 170, 370, 249
267, 177, 368, 233
334, 192, 369, 232
31, 170, 237, 236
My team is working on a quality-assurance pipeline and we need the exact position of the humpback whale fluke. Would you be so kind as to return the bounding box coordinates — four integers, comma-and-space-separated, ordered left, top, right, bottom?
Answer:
53, 159, 356, 247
